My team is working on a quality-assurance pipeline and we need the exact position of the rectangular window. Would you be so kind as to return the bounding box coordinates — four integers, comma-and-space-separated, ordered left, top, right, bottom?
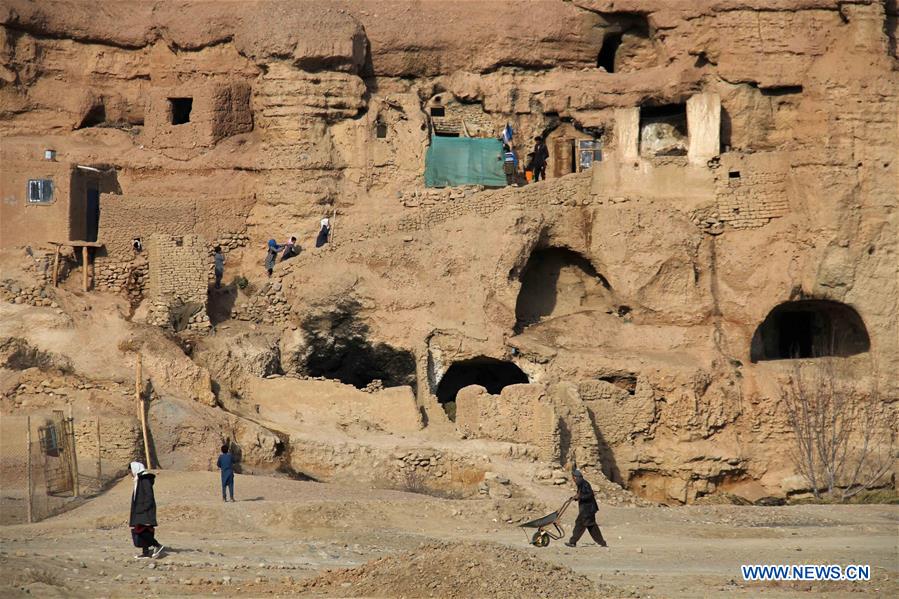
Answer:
169, 97, 193, 125
27, 179, 54, 203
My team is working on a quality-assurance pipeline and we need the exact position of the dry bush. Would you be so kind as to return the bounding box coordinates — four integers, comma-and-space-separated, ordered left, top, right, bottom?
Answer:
781, 358, 894, 501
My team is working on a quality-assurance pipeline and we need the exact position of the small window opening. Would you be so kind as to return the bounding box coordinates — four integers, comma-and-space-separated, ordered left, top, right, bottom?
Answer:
169, 98, 193, 125
27, 179, 54, 204
728, 171, 741, 179
376, 122, 388, 138
430, 106, 445, 117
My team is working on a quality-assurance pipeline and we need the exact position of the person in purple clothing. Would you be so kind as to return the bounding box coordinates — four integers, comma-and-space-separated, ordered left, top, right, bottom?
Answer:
216, 444, 235, 502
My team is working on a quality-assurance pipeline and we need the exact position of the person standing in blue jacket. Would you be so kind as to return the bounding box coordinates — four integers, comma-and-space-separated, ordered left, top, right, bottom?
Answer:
217, 444, 235, 502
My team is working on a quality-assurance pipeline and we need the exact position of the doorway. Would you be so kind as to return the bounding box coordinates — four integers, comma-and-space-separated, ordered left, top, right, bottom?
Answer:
85, 188, 100, 242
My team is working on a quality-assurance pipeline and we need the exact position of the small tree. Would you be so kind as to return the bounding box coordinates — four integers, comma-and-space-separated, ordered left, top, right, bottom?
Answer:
781, 357, 894, 501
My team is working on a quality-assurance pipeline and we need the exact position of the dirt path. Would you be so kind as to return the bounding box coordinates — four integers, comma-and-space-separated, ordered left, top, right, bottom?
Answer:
1, 471, 896, 598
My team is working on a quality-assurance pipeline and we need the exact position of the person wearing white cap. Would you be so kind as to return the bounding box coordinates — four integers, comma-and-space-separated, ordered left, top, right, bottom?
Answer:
129, 462, 164, 558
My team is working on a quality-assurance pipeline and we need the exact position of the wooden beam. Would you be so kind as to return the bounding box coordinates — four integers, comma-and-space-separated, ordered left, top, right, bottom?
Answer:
52, 246, 60, 287
82, 246, 89, 292
26, 415, 33, 524
136, 354, 152, 469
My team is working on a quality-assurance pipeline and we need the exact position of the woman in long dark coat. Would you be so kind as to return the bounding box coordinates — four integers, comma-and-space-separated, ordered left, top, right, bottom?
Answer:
129, 462, 164, 558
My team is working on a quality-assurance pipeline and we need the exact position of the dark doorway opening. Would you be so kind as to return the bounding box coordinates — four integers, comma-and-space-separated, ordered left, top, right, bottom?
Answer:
85, 188, 100, 242
750, 300, 870, 362
515, 247, 610, 332
169, 98, 193, 125
597, 33, 623, 72
435, 357, 529, 419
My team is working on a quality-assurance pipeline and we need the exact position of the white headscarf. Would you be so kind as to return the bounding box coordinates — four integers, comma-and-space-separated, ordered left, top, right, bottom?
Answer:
130, 461, 146, 498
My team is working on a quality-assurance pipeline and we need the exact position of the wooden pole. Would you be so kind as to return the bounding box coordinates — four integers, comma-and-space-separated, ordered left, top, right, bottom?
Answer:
81, 246, 89, 292
136, 354, 152, 469
25, 415, 33, 524
52, 246, 60, 287
67, 404, 80, 498
96, 417, 102, 483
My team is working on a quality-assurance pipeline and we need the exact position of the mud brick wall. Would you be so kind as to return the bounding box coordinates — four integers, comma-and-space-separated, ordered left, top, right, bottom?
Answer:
715, 169, 789, 229
146, 234, 210, 331
73, 417, 142, 478
97, 194, 252, 260
455, 384, 561, 462
143, 79, 253, 149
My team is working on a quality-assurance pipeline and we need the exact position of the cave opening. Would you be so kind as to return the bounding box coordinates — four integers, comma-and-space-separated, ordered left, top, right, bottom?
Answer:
79, 102, 107, 128
750, 300, 870, 362
515, 247, 611, 332
597, 32, 623, 72
300, 301, 417, 389
436, 357, 529, 419
595, 13, 653, 73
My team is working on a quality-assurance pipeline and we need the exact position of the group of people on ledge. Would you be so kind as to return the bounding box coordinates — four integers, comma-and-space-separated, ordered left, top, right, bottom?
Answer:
503, 135, 550, 186
208, 216, 331, 289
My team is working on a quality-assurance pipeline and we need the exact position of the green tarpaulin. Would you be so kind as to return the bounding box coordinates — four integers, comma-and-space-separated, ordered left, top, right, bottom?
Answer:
424, 136, 507, 188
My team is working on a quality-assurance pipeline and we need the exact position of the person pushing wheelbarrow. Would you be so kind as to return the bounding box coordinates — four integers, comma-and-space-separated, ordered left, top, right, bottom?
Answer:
565, 469, 608, 548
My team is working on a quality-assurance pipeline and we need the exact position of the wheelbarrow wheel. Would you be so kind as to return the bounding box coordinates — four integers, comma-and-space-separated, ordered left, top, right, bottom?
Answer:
532, 531, 550, 547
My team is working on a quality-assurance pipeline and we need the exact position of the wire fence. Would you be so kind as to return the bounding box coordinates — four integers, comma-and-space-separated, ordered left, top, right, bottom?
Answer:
1, 412, 141, 524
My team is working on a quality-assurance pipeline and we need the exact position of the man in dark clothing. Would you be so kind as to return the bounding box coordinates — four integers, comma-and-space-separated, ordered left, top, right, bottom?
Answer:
217, 444, 235, 502
129, 462, 164, 558
565, 469, 608, 548
532, 136, 549, 182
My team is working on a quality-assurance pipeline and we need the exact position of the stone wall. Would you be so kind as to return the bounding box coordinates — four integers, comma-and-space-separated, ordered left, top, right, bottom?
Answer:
714, 152, 790, 229
145, 234, 210, 331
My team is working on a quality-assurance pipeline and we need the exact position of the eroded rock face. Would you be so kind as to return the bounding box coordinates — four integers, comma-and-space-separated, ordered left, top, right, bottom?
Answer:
1, 0, 896, 502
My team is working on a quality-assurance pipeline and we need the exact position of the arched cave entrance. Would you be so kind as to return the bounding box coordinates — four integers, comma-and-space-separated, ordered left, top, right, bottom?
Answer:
436, 357, 529, 420
750, 300, 870, 362
515, 247, 611, 332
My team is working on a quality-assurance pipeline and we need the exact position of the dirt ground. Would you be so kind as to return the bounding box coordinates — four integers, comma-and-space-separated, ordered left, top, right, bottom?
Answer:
0, 471, 896, 598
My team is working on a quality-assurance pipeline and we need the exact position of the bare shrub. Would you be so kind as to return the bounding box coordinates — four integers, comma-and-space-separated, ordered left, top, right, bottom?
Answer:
781, 358, 894, 501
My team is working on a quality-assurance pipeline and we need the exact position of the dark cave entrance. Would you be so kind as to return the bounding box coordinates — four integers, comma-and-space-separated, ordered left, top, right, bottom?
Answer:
301, 301, 417, 390
597, 32, 623, 72
595, 13, 652, 73
78, 101, 107, 128
514, 247, 610, 333
436, 357, 529, 420
750, 300, 870, 362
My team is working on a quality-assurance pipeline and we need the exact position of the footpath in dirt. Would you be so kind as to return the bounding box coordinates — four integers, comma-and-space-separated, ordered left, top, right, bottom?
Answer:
0, 471, 896, 598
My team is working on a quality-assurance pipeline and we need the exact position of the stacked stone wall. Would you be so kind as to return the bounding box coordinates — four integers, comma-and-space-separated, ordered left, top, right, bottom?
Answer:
146, 234, 210, 331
